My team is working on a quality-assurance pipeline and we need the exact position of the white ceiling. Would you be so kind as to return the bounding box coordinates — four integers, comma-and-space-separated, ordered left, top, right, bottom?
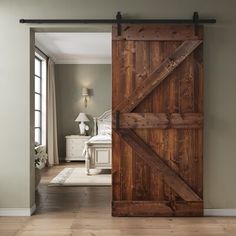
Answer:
35, 32, 111, 64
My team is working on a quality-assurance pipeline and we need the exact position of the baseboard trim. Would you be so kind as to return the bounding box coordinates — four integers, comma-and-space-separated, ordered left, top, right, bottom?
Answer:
204, 209, 236, 216
0, 204, 36, 216
0, 206, 235, 216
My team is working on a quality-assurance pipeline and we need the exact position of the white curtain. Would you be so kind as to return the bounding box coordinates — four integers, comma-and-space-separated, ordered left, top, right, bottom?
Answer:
47, 58, 59, 165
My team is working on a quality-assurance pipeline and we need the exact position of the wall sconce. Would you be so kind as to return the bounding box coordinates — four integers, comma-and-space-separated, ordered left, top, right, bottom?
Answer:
82, 87, 89, 108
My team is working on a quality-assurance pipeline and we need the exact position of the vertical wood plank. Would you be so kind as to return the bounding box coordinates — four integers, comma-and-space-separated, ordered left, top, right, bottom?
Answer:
133, 41, 151, 200
112, 40, 122, 201
149, 41, 166, 201
163, 42, 181, 201
112, 131, 121, 201
194, 42, 204, 197
120, 139, 133, 200
120, 41, 136, 200
178, 48, 196, 193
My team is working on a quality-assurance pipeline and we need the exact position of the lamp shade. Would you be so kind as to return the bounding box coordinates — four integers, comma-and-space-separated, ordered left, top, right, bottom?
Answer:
82, 87, 89, 96
75, 113, 89, 122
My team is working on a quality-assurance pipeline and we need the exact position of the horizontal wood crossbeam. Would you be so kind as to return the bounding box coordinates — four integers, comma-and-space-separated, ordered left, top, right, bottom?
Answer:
112, 24, 203, 40
112, 201, 203, 216
114, 40, 202, 113
113, 113, 203, 129
116, 128, 202, 202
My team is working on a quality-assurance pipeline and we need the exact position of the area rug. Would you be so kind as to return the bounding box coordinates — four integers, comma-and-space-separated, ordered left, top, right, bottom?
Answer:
49, 168, 111, 186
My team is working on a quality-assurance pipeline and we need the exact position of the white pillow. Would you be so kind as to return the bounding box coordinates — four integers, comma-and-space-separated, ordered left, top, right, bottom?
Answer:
97, 120, 111, 135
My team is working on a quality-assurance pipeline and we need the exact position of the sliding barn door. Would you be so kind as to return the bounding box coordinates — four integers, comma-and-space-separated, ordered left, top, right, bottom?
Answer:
112, 24, 203, 216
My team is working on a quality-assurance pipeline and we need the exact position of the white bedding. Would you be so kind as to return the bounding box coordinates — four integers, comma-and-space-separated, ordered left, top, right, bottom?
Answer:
88, 134, 111, 143
82, 134, 111, 158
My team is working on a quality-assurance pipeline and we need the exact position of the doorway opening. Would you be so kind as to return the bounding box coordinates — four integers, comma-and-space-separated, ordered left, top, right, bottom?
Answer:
31, 27, 112, 214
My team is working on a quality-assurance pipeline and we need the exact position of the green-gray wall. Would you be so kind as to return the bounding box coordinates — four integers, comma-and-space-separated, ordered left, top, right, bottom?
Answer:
55, 64, 112, 160
0, 0, 236, 213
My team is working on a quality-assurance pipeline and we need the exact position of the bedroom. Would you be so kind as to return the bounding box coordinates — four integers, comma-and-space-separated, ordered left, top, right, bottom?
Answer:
34, 32, 112, 189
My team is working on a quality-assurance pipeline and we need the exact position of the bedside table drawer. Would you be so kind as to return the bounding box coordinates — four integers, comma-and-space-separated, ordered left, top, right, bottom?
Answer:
65, 135, 91, 161
67, 142, 84, 150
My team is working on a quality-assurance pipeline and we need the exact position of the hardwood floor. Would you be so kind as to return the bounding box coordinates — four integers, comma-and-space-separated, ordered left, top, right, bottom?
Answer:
1, 163, 236, 236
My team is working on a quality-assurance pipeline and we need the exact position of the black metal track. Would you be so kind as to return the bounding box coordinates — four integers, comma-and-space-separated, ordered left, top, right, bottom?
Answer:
19, 18, 216, 24
19, 12, 216, 24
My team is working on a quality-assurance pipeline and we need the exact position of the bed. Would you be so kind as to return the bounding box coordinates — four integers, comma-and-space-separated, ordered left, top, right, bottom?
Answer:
83, 110, 112, 175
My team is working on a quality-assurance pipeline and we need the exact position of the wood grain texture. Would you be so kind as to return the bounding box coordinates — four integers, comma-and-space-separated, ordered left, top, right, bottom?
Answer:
116, 128, 202, 202
112, 24, 204, 216
112, 201, 203, 217
112, 40, 122, 201
132, 41, 151, 201
113, 112, 203, 129
112, 24, 203, 41
119, 41, 135, 201
114, 40, 202, 113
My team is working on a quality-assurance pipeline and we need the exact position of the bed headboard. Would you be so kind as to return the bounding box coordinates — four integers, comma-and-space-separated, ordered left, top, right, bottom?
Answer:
93, 109, 112, 135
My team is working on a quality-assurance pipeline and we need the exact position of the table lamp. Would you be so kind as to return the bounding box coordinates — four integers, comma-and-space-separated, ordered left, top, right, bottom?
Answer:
75, 112, 90, 135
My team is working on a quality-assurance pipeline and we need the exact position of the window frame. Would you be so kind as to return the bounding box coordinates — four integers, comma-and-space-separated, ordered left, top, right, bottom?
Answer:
34, 55, 43, 145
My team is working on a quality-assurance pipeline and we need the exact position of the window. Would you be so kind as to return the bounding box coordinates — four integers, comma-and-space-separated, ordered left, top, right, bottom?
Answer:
34, 53, 47, 145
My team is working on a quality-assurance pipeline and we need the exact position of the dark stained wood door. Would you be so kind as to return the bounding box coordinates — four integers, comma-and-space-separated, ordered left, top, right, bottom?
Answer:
112, 24, 203, 216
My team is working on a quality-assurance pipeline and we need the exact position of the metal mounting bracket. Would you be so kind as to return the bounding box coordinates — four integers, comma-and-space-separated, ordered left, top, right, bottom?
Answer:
116, 12, 122, 36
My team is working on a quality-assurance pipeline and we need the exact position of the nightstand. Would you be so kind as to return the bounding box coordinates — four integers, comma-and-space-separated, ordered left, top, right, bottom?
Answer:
65, 135, 91, 162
